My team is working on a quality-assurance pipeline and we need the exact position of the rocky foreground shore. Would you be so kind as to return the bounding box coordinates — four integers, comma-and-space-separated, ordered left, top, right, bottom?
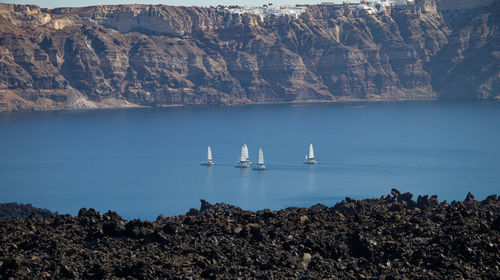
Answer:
1, 190, 499, 279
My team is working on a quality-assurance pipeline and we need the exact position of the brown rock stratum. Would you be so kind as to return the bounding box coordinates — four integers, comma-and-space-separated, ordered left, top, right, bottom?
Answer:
0, 0, 498, 112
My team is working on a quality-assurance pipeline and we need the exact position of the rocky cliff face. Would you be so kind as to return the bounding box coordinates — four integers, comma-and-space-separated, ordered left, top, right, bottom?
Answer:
0, 0, 498, 111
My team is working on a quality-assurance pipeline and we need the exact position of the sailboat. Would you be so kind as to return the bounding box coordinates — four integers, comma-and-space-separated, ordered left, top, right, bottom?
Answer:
252, 147, 267, 170
201, 146, 215, 166
303, 143, 318, 164
235, 144, 251, 168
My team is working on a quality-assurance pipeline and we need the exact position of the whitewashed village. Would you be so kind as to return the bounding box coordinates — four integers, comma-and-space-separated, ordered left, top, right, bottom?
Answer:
221, 0, 415, 19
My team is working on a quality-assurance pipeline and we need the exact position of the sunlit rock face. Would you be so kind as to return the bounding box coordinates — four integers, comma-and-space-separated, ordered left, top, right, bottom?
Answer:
0, 0, 498, 111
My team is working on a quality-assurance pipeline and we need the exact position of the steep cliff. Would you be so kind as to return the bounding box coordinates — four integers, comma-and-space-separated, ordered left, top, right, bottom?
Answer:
0, 0, 498, 111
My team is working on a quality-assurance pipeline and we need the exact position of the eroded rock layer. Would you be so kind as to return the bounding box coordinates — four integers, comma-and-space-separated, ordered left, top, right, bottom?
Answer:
0, 190, 499, 278
0, 0, 498, 111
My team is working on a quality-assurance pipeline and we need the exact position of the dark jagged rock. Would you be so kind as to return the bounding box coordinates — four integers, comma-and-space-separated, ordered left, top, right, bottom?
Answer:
0, 189, 499, 278
125, 219, 154, 238
391, 188, 402, 199
0, 0, 498, 112
199, 199, 244, 215
102, 211, 126, 236
0, 202, 53, 221
465, 192, 475, 202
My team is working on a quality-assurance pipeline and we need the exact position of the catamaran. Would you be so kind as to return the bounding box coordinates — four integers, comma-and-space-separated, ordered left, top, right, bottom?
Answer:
252, 147, 267, 170
201, 146, 215, 166
303, 143, 318, 164
235, 144, 251, 168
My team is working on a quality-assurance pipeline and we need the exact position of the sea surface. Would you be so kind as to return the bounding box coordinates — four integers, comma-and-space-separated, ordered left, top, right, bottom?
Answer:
1, 101, 499, 220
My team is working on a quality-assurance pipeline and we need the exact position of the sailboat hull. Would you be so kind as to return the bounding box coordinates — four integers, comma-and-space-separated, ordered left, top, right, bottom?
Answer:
235, 161, 251, 168
252, 164, 267, 170
201, 160, 215, 166
303, 159, 318, 164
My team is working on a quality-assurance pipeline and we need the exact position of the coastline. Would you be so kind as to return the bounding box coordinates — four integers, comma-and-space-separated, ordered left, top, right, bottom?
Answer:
0, 96, 446, 114
2, 96, 499, 115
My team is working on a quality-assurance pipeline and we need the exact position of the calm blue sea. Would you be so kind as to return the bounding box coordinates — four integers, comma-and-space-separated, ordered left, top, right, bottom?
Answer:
0, 101, 499, 220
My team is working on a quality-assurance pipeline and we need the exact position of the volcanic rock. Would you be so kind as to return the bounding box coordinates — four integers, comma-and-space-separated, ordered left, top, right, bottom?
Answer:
0, 190, 499, 278
0, 202, 53, 221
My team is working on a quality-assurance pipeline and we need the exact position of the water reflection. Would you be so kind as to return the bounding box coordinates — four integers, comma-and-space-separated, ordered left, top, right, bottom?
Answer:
239, 167, 250, 195
256, 170, 266, 180
306, 165, 316, 192
205, 166, 213, 192
239, 167, 250, 176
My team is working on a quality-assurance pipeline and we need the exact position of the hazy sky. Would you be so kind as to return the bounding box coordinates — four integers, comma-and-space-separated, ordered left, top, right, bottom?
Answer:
1, 0, 343, 8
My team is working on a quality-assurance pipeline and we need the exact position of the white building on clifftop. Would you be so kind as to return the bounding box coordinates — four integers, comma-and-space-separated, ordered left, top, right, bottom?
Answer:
223, 0, 415, 19
224, 4, 307, 20
347, 0, 415, 14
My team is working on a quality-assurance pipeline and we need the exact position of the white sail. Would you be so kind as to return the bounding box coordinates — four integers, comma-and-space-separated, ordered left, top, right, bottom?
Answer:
243, 144, 249, 161
258, 148, 265, 165
308, 143, 315, 159
201, 145, 214, 166
207, 146, 212, 161
236, 144, 252, 168
240, 145, 246, 162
